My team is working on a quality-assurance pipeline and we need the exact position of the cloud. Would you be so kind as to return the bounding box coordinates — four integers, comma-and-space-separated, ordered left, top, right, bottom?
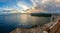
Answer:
42, 0, 60, 11
31, 0, 60, 12
17, 1, 30, 10
55, 0, 60, 2
0, 8, 15, 11
30, 0, 42, 6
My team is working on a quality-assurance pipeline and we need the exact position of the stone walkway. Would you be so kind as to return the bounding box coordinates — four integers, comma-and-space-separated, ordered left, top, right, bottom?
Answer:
10, 26, 43, 33
10, 20, 60, 33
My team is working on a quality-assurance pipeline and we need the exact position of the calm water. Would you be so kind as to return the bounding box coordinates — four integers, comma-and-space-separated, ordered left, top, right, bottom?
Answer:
0, 13, 51, 33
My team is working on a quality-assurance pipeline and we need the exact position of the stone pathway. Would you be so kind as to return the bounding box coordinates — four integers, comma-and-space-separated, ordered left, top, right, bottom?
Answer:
10, 26, 43, 33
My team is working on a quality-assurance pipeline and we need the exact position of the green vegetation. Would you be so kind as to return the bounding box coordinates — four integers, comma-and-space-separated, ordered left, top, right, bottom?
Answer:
31, 13, 51, 17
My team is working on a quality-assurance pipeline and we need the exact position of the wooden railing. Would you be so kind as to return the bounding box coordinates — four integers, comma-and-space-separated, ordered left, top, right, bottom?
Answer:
43, 20, 60, 33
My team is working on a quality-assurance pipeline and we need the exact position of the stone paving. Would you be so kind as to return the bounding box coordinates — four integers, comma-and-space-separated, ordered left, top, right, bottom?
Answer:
10, 26, 43, 33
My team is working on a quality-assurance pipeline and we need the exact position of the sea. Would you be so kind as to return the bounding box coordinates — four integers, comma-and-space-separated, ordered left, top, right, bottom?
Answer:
0, 13, 51, 33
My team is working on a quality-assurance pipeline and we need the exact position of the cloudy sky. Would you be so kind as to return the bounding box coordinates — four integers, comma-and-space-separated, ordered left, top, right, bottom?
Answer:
31, 0, 60, 12
0, 0, 32, 10
0, 0, 60, 12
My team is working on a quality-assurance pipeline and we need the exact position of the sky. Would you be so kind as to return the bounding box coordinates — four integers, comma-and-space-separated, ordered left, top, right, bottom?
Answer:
0, 0, 60, 12
0, 0, 33, 10
31, 0, 60, 12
